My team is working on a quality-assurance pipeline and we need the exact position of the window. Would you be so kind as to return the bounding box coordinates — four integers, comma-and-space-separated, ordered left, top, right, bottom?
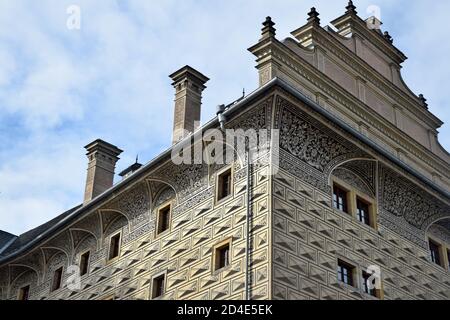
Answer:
18, 285, 30, 301
108, 233, 121, 261
152, 274, 165, 299
356, 198, 371, 226
337, 260, 355, 287
333, 184, 348, 213
214, 241, 231, 271
217, 169, 232, 202
52, 267, 63, 292
157, 204, 171, 235
362, 271, 379, 298
447, 249, 450, 272
429, 239, 442, 267
80, 251, 90, 276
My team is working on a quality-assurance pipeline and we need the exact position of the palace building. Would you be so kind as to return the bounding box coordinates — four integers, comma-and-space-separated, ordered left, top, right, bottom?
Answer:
1, 2, 450, 300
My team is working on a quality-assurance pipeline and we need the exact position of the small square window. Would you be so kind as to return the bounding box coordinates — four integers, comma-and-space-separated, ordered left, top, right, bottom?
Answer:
51, 267, 63, 292
333, 184, 349, 213
217, 169, 232, 202
108, 233, 121, 261
362, 271, 380, 298
18, 285, 30, 301
337, 260, 355, 287
152, 274, 165, 299
214, 242, 231, 271
356, 198, 371, 226
80, 251, 90, 276
157, 205, 171, 235
429, 239, 442, 267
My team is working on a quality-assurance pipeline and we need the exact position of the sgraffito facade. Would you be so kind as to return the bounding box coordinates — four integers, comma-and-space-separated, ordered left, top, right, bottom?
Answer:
1, 3, 449, 300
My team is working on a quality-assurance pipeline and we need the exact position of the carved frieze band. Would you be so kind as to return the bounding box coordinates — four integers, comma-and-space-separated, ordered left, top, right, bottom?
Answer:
379, 166, 449, 230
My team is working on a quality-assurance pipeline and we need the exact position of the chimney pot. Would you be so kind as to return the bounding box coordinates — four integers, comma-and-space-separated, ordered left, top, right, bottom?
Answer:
169, 66, 209, 145
83, 139, 123, 204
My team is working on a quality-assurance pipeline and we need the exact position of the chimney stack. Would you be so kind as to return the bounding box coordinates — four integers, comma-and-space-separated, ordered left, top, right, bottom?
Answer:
169, 66, 209, 145
83, 139, 123, 204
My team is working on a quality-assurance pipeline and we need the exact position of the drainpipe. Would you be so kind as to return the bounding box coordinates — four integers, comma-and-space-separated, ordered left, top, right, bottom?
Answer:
245, 147, 253, 300
216, 104, 226, 131
217, 104, 252, 300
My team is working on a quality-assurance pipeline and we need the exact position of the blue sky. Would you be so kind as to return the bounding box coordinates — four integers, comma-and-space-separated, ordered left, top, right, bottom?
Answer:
0, 0, 449, 235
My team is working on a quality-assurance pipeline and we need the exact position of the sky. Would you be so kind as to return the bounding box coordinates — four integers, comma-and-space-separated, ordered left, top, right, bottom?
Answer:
0, 0, 449, 235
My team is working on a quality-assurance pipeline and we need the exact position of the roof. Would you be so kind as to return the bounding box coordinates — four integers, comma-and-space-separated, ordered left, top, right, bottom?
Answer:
0, 205, 82, 258
0, 231, 17, 254
119, 162, 143, 177
0, 77, 449, 265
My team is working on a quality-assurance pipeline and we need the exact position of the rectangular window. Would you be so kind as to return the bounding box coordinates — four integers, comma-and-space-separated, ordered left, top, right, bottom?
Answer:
152, 274, 165, 299
80, 251, 90, 276
214, 242, 230, 271
356, 198, 371, 226
333, 185, 348, 213
362, 271, 379, 298
18, 285, 30, 301
109, 233, 121, 261
157, 205, 171, 235
337, 260, 355, 287
429, 239, 442, 266
52, 267, 63, 292
217, 169, 232, 201
447, 249, 450, 272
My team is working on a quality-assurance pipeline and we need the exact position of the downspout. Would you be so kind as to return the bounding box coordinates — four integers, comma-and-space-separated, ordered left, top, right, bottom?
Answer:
217, 104, 252, 300
245, 147, 253, 300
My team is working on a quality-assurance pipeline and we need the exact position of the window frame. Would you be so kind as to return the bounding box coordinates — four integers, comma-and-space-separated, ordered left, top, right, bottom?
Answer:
337, 259, 356, 287
332, 182, 350, 214
447, 249, 450, 272
108, 231, 122, 263
428, 237, 445, 268
155, 201, 172, 237
79, 250, 91, 277
216, 166, 233, 204
212, 238, 232, 273
361, 271, 382, 298
151, 272, 167, 300
51, 266, 64, 292
331, 177, 378, 230
18, 284, 31, 301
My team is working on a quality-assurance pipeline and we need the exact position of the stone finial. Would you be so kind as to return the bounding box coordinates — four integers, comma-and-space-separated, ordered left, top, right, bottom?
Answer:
346, 0, 358, 14
419, 94, 429, 109
307, 7, 320, 25
261, 16, 276, 39
384, 31, 393, 43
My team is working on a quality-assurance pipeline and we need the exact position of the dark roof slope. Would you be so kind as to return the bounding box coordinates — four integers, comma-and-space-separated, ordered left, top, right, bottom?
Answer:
0, 205, 82, 258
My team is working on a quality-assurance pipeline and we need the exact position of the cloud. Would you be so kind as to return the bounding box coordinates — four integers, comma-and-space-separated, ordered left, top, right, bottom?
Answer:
0, 0, 449, 235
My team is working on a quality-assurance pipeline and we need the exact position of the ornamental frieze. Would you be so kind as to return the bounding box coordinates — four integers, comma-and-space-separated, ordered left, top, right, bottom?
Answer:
380, 166, 449, 230
275, 95, 366, 176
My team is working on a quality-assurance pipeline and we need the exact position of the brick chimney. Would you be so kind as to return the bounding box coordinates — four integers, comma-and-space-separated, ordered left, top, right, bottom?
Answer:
169, 66, 209, 145
83, 139, 123, 204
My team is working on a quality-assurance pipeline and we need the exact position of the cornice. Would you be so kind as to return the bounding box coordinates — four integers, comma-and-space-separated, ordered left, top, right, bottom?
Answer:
312, 26, 443, 130
330, 13, 407, 64
262, 39, 449, 178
